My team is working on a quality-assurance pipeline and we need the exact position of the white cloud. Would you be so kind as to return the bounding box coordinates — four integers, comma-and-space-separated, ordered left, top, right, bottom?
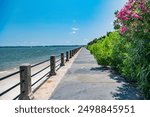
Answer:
70, 27, 79, 34
72, 27, 78, 31
72, 31, 76, 34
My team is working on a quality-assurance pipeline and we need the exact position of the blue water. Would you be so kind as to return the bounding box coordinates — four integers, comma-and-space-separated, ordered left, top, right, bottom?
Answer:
0, 46, 80, 71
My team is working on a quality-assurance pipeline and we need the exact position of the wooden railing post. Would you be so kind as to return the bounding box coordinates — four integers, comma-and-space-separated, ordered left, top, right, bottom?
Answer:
66, 51, 69, 62
72, 50, 74, 56
72, 50, 73, 56
73, 49, 75, 56
60, 53, 65, 66
71, 50, 73, 57
19, 64, 34, 100
70, 50, 72, 58
50, 55, 56, 76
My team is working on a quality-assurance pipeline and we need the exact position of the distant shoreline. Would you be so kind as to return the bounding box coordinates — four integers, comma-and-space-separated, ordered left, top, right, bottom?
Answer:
0, 45, 84, 48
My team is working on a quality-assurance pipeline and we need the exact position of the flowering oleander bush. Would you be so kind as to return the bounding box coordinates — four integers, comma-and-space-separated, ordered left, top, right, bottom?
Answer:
88, 0, 150, 99
114, 0, 150, 36
114, 0, 150, 99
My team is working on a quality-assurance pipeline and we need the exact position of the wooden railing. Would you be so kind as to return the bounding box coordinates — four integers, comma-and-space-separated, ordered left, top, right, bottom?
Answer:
0, 47, 81, 100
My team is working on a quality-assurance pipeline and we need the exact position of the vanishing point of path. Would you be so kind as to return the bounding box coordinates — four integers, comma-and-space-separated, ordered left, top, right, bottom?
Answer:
50, 48, 143, 100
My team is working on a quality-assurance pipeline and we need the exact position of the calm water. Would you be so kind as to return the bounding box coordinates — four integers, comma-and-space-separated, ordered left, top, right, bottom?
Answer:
0, 46, 80, 71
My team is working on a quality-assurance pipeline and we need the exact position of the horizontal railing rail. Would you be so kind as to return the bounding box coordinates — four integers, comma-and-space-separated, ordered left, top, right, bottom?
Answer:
31, 65, 50, 78
13, 93, 23, 100
0, 70, 24, 98
0, 82, 21, 96
0, 46, 81, 100
0, 70, 23, 81
31, 71, 50, 87
31, 59, 50, 68
55, 58, 61, 63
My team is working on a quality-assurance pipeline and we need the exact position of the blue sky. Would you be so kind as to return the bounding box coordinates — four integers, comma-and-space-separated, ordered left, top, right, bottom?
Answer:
0, 0, 127, 46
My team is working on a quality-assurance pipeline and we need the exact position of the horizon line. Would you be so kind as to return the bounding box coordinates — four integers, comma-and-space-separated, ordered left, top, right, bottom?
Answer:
0, 45, 85, 47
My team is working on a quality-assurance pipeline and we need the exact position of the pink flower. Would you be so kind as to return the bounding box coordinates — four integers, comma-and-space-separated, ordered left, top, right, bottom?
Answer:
124, 17, 130, 21
129, 0, 133, 3
117, 9, 130, 21
132, 13, 140, 19
120, 26, 128, 34
139, 3, 147, 11
127, 10, 132, 15
125, 2, 131, 9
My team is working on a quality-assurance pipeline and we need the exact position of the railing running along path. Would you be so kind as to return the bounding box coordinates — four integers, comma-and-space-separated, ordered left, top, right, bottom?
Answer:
0, 47, 81, 100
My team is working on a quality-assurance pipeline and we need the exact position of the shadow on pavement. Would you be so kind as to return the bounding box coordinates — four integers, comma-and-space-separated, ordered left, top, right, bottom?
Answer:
111, 83, 144, 100
90, 66, 111, 72
90, 66, 144, 100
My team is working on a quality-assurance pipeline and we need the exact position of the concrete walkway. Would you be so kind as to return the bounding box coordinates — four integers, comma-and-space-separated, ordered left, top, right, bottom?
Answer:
50, 48, 143, 100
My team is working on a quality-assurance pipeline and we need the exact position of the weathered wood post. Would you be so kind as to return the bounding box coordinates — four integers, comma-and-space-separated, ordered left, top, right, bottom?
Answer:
73, 49, 75, 56
60, 53, 65, 66
19, 64, 34, 100
72, 50, 73, 56
66, 51, 69, 62
75, 49, 77, 54
70, 50, 72, 58
50, 55, 56, 75
71, 50, 73, 57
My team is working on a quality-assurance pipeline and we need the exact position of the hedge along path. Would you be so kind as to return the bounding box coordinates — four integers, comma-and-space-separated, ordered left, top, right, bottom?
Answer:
50, 47, 143, 100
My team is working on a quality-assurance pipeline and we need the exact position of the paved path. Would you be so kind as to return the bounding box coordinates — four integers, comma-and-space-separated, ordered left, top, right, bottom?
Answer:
50, 48, 143, 100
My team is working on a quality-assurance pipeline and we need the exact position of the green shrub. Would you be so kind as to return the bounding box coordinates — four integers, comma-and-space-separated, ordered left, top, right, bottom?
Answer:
87, 30, 150, 99
87, 0, 150, 99
87, 31, 121, 66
